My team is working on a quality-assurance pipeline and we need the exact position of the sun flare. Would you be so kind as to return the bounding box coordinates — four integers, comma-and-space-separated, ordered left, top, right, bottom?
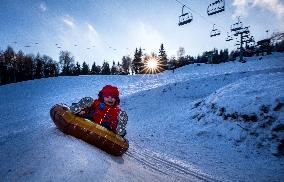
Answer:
147, 59, 158, 69
143, 53, 163, 74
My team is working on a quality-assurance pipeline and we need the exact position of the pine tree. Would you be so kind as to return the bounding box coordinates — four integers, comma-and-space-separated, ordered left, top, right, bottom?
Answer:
16, 50, 25, 81
81, 61, 90, 75
74, 62, 81, 76
91, 61, 101, 75
158, 43, 168, 70
132, 48, 143, 74
101, 61, 110, 75
111, 61, 118, 75
34, 53, 44, 79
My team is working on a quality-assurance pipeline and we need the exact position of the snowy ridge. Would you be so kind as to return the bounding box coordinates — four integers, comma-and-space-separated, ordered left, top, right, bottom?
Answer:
192, 72, 284, 154
1, 53, 284, 181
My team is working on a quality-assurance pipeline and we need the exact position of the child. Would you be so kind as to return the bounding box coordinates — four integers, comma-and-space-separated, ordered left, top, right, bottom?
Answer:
70, 85, 127, 137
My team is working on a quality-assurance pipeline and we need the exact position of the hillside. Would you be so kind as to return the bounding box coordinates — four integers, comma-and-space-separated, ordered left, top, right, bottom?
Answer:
0, 53, 284, 181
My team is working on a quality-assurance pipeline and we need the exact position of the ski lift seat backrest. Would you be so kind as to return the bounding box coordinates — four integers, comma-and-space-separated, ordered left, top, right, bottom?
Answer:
179, 13, 192, 26
207, 0, 225, 16
210, 29, 221, 37
210, 24, 221, 37
226, 36, 233, 41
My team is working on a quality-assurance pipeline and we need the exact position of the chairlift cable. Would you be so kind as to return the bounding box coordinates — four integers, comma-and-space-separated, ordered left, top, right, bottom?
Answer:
174, 0, 222, 32
175, 0, 207, 20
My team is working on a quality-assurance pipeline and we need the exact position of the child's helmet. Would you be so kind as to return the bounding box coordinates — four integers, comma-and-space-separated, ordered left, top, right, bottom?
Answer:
98, 85, 120, 105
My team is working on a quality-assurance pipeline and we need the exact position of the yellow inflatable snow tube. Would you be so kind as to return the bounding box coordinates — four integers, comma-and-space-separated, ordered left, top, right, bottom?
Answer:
50, 104, 129, 156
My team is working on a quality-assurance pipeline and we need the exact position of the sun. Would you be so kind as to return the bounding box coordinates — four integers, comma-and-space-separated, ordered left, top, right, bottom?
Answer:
146, 59, 158, 69
143, 54, 162, 74
143, 53, 163, 74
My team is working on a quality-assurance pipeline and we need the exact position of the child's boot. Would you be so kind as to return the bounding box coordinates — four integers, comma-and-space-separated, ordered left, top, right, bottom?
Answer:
70, 97, 94, 114
117, 111, 128, 137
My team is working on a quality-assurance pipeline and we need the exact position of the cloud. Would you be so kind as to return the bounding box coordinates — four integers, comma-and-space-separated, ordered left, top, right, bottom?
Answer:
232, 0, 284, 18
87, 24, 98, 36
39, 2, 48, 12
62, 15, 76, 28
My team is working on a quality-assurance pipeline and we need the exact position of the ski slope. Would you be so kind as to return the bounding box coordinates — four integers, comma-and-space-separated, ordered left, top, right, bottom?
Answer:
1, 53, 284, 181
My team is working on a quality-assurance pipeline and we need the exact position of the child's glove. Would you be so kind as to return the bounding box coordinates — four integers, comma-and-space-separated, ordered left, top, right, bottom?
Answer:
78, 110, 86, 116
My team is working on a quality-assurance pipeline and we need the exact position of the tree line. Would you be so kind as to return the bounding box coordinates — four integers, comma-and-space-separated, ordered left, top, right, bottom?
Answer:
1, 34, 284, 85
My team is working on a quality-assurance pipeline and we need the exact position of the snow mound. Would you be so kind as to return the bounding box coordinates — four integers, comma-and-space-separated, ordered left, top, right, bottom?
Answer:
193, 73, 284, 156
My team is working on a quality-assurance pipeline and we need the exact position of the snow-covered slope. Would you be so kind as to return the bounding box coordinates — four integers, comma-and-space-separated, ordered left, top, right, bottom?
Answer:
0, 53, 284, 181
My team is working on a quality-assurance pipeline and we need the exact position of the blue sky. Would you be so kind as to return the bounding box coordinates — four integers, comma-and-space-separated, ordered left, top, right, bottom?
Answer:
0, 0, 284, 66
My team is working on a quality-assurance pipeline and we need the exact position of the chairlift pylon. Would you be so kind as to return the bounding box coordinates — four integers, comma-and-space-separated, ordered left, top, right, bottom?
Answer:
210, 24, 221, 37
231, 16, 243, 31
207, 0, 225, 16
178, 5, 193, 26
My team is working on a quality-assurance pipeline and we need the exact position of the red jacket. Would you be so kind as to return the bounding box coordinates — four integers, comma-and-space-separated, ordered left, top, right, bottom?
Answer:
87, 99, 120, 132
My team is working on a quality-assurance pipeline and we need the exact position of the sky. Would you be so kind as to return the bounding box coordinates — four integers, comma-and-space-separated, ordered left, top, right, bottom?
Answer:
0, 0, 284, 66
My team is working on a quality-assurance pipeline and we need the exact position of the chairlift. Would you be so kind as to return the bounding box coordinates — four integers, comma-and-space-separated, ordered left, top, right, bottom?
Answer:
225, 32, 233, 41
210, 24, 221, 37
178, 5, 193, 26
207, 0, 225, 16
231, 17, 243, 31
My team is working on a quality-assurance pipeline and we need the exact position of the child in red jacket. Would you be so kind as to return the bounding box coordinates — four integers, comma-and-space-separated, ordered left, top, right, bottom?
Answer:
70, 85, 127, 137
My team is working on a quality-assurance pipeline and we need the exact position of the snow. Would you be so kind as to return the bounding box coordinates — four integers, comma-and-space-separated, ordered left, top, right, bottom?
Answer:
1, 53, 284, 181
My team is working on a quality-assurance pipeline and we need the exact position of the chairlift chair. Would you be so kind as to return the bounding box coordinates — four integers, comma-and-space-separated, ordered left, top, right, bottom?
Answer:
210, 24, 221, 37
207, 0, 225, 16
225, 32, 233, 41
178, 5, 193, 26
